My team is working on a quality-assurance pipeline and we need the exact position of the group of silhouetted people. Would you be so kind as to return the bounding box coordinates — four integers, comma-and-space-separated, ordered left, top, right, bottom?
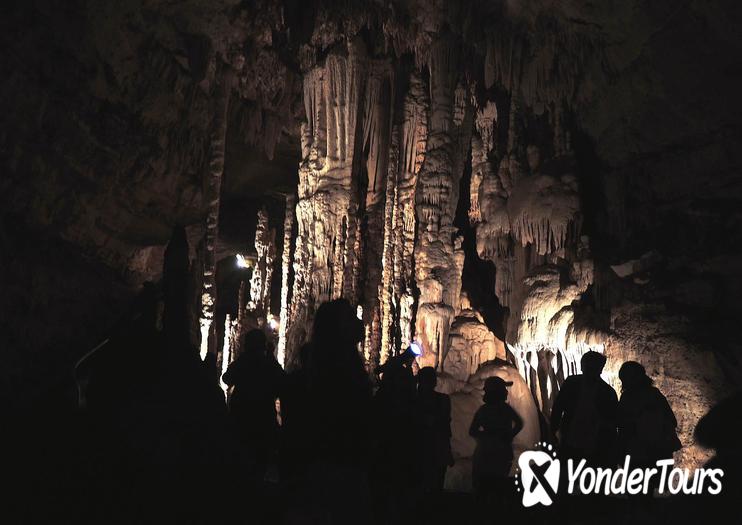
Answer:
551, 351, 681, 471
14, 225, 735, 524
219, 305, 742, 525
222, 299, 457, 524
50, 284, 739, 525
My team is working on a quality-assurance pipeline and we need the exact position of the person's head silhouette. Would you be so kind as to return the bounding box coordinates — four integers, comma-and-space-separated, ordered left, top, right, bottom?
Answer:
242, 329, 267, 357
309, 299, 368, 395
312, 299, 363, 351
418, 366, 437, 394
483, 376, 512, 403
581, 351, 606, 378
695, 390, 741, 454
618, 361, 652, 392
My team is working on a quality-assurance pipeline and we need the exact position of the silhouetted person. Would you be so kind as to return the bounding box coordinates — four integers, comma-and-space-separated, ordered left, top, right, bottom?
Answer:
304, 299, 371, 464
617, 361, 680, 472
694, 390, 742, 504
470, 376, 523, 509
686, 390, 742, 522
551, 351, 617, 466
695, 390, 742, 470
279, 342, 312, 480
223, 329, 285, 482
414, 367, 453, 496
373, 345, 419, 522
283, 299, 373, 524
376, 344, 417, 399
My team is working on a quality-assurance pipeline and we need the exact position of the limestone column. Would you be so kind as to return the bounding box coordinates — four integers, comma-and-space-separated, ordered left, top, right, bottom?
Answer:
277, 194, 295, 367
199, 65, 233, 361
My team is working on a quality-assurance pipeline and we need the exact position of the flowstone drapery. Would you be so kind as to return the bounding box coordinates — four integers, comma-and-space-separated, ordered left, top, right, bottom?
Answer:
274, 31, 602, 401
469, 93, 604, 413
284, 41, 366, 365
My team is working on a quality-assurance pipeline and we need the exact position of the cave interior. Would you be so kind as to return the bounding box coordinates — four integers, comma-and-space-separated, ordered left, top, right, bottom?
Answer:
2, 0, 741, 521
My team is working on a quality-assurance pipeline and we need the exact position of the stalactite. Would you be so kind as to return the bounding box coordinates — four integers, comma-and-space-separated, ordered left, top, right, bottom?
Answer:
475, 101, 498, 160
469, 135, 486, 224
276, 194, 295, 368
502, 260, 604, 413
483, 21, 603, 109
505, 173, 581, 256
199, 65, 233, 361
474, 34, 597, 415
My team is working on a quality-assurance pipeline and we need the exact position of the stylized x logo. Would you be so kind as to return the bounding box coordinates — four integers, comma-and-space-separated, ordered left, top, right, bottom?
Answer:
518, 450, 561, 507
528, 458, 559, 503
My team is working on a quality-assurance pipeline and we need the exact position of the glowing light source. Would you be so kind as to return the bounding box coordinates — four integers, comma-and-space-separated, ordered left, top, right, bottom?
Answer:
267, 315, 279, 332
410, 341, 423, 356
236, 253, 249, 269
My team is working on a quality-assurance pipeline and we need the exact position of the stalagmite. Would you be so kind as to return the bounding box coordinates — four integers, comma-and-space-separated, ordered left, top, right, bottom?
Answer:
446, 293, 506, 382
276, 194, 295, 367
360, 60, 393, 366
200, 66, 233, 361
394, 72, 428, 350
247, 207, 276, 319
232, 280, 247, 354
219, 314, 235, 399
414, 36, 468, 371
379, 126, 399, 364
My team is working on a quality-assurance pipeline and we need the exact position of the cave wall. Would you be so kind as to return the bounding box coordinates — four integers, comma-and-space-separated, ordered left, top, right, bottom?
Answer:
0, 0, 300, 404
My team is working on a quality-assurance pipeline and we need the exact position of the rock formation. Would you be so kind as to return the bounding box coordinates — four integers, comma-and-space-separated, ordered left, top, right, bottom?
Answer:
277, 194, 296, 367
200, 66, 234, 361
247, 207, 277, 319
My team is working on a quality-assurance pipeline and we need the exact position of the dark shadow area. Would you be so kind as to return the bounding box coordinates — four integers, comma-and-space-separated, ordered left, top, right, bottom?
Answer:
454, 146, 508, 341
3, 226, 735, 524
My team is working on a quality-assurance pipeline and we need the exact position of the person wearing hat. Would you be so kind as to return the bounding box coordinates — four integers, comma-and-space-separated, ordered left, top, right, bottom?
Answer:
469, 375, 524, 509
